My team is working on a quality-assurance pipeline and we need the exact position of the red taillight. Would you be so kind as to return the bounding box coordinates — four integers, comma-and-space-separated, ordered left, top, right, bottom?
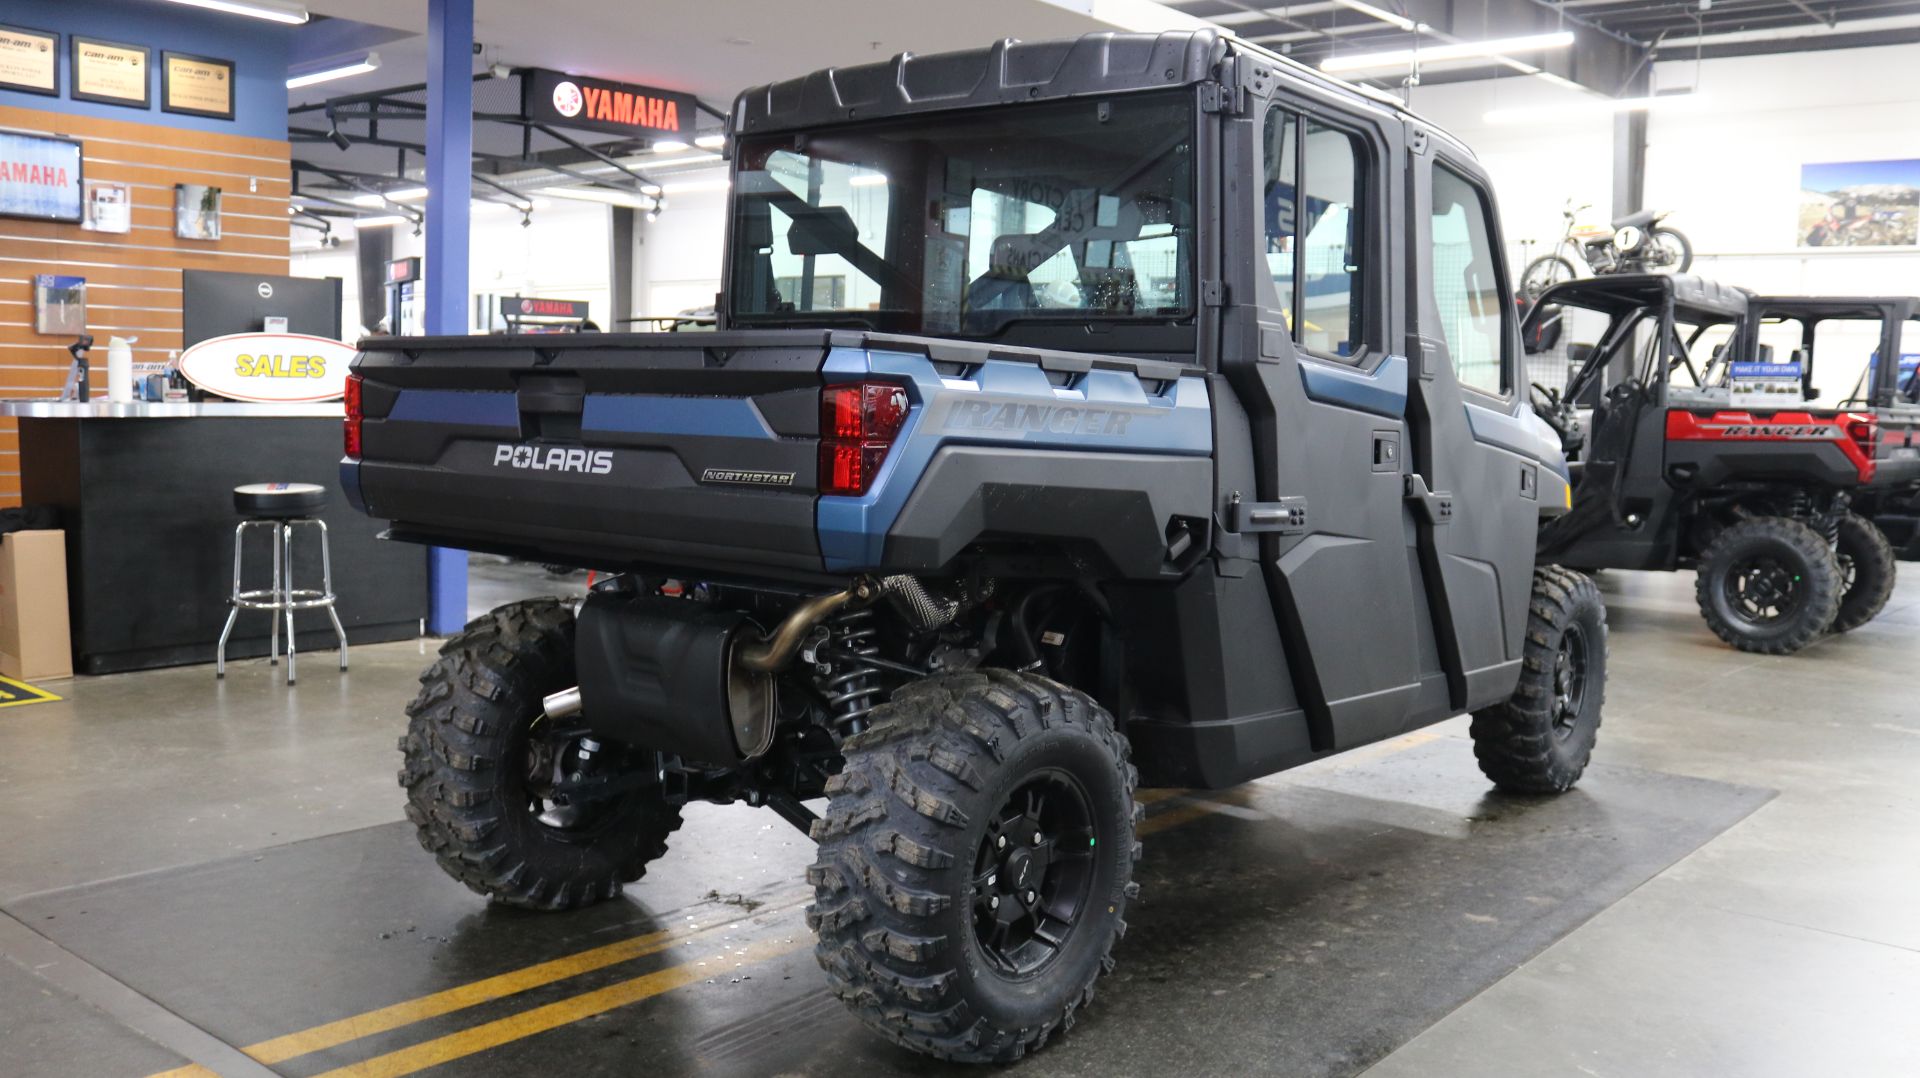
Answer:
343, 372, 363, 460
819, 382, 910, 496
1844, 411, 1877, 482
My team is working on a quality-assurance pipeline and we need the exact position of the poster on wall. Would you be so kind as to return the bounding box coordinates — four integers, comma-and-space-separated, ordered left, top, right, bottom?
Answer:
1799, 159, 1920, 247
175, 183, 221, 240
71, 36, 150, 108
0, 23, 58, 95
81, 179, 131, 233
0, 130, 83, 222
32, 275, 86, 335
161, 51, 234, 120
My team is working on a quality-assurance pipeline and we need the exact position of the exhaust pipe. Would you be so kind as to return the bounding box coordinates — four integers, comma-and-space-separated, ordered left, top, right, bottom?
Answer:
542, 686, 582, 721
736, 586, 862, 673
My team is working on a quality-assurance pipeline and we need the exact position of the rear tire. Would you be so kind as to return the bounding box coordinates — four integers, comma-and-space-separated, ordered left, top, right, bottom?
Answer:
807, 670, 1139, 1063
1695, 517, 1841, 654
1470, 566, 1607, 794
399, 598, 682, 910
1830, 512, 1896, 633
1521, 254, 1579, 298
1649, 226, 1693, 273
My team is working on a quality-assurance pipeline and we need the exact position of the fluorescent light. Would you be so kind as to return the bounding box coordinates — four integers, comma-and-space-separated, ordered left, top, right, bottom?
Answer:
1321, 30, 1574, 73
662, 178, 730, 194
287, 53, 381, 89
1484, 91, 1702, 125
640, 183, 663, 196
162, 0, 308, 24
354, 215, 409, 228
535, 186, 656, 209
693, 134, 726, 149
651, 139, 690, 153
351, 186, 427, 206
848, 173, 888, 187
1331, 0, 1422, 33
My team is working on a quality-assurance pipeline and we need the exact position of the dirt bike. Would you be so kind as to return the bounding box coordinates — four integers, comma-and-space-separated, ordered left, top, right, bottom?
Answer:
1521, 198, 1693, 297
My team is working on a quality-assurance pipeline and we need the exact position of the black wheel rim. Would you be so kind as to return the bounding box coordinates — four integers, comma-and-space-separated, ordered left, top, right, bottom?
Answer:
1551, 622, 1589, 738
970, 769, 1098, 978
1724, 554, 1804, 626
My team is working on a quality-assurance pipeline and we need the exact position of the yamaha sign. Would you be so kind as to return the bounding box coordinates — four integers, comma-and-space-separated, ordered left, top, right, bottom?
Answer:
520, 68, 693, 139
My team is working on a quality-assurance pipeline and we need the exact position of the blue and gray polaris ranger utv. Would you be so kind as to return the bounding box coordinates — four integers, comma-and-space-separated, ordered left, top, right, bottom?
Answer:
345, 29, 1605, 1064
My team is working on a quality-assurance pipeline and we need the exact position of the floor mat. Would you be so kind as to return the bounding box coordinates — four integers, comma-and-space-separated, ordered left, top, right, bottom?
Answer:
5, 737, 1771, 1078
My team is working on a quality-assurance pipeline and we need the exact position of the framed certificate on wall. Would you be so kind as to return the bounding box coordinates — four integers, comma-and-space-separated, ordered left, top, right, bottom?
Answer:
161, 51, 233, 120
0, 23, 58, 96
71, 35, 150, 108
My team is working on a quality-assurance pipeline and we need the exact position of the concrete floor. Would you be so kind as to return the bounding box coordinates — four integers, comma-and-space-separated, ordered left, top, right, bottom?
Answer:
0, 566, 1915, 1077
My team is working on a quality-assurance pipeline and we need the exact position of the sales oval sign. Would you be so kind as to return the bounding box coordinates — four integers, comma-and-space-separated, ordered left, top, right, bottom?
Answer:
177, 332, 356, 403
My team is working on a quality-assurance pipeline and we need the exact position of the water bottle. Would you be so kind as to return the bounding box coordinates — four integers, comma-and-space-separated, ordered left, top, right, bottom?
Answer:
106, 335, 137, 403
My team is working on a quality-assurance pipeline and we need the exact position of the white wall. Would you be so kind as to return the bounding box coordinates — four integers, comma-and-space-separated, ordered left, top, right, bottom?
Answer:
291, 198, 615, 335
1409, 42, 1920, 299
1403, 76, 1617, 276
639, 175, 730, 318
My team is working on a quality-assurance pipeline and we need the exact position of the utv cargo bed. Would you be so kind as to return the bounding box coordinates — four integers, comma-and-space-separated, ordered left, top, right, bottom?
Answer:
344, 331, 1204, 580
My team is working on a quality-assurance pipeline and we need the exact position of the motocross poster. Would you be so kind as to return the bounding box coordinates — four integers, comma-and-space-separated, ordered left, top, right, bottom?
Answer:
1798, 159, 1920, 247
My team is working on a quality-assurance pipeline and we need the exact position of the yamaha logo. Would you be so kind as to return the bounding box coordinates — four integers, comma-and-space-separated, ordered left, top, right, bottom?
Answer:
551, 80, 583, 118
493, 444, 613, 474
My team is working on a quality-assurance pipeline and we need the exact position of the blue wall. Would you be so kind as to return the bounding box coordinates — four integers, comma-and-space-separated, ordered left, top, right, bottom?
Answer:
0, 0, 291, 141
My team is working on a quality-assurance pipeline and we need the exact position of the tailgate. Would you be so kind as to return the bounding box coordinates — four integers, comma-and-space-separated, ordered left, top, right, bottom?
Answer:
346, 331, 834, 576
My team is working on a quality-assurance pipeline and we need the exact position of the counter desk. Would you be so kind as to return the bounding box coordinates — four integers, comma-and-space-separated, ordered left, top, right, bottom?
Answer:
8, 401, 427, 675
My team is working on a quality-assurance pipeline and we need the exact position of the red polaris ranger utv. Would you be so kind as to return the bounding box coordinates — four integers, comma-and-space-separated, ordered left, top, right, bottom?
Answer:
1524, 276, 1915, 653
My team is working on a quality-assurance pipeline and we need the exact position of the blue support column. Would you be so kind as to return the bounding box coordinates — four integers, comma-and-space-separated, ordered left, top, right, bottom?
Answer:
423, 0, 472, 634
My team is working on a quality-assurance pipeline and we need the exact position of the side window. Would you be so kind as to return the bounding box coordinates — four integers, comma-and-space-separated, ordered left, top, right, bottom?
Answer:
1263, 106, 1367, 360
1428, 164, 1509, 395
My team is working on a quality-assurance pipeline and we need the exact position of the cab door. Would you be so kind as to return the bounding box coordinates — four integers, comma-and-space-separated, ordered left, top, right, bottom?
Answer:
1219, 90, 1425, 752
1404, 127, 1548, 709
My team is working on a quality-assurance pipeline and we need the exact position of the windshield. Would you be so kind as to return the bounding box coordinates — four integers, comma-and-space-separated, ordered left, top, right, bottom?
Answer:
727, 92, 1196, 345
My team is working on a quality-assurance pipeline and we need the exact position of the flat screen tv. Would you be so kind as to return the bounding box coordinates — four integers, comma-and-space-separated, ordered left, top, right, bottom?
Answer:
0, 131, 83, 223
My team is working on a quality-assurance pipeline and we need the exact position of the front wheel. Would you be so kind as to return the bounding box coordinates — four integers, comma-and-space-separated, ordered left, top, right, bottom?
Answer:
1695, 517, 1841, 654
1830, 512, 1897, 633
1521, 254, 1579, 298
398, 598, 682, 910
808, 670, 1139, 1064
1470, 566, 1607, 794
1647, 226, 1693, 273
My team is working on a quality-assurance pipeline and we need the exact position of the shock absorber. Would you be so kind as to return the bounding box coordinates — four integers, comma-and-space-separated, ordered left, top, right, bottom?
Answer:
817, 607, 884, 735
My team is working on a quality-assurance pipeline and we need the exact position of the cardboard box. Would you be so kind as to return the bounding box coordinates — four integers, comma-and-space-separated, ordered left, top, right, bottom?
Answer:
0, 530, 73, 681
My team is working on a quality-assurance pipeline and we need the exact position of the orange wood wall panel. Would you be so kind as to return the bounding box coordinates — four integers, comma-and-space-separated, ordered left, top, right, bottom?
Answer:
0, 104, 291, 506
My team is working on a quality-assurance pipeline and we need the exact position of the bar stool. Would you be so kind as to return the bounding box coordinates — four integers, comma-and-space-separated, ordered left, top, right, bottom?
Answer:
216, 482, 349, 684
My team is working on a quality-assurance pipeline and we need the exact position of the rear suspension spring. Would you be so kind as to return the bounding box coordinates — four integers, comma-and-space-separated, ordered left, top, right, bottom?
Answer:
818, 608, 884, 735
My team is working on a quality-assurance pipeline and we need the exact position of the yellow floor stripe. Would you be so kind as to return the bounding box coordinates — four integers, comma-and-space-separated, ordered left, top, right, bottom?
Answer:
306, 935, 808, 1078
243, 889, 807, 1066
150, 724, 1458, 1078
144, 1066, 220, 1078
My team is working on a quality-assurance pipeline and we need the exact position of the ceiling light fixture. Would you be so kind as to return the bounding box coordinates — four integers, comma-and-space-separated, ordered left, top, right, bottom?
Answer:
161, 0, 308, 25
1330, 0, 1422, 33
350, 186, 428, 206
651, 139, 691, 153
1320, 30, 1575, 73
535, 186, 657, 209
354, 215, 410, 228
288, 53, 382, 90
693, 134, 726, 150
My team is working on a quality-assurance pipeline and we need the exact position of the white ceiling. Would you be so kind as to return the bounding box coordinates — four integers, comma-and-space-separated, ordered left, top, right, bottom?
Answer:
293, 0, 1122, 110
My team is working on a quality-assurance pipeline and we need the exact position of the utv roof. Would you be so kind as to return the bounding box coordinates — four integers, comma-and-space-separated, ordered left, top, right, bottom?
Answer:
732, 28, 1420, 138
1535, 274, 1751, 320
1749, 295, 1920, 320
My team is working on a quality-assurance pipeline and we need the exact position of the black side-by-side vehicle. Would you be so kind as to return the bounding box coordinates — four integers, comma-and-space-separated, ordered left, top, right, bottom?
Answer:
345, 30, 1603, 1064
